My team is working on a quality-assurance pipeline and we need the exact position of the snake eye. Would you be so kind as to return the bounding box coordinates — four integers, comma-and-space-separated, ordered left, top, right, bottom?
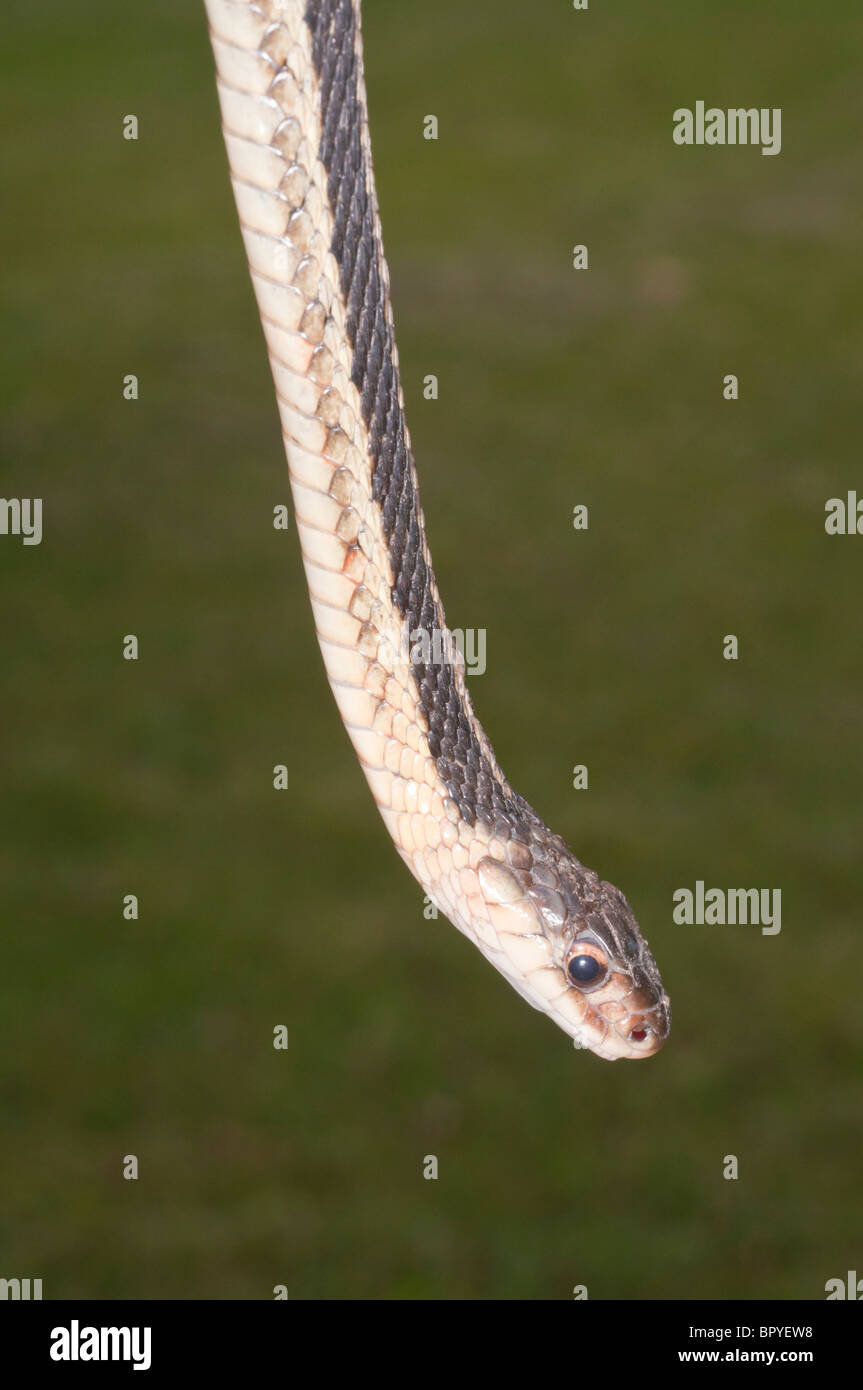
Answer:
566, 944, 608, 990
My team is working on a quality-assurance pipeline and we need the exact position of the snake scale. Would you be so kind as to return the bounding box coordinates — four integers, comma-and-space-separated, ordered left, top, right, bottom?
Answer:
202, 0, 670, 1059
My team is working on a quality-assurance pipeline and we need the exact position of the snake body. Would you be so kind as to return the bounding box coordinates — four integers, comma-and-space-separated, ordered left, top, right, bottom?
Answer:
203, 0, 670, 1059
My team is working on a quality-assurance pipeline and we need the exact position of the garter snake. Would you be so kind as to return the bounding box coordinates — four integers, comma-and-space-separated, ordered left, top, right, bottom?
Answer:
202, 0, 670, 1059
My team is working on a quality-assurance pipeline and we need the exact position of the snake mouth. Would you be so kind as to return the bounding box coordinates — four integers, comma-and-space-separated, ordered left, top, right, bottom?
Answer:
557, 973, 670, 1059
590, 1015, 668, 1061
620, 1022, 666, 1058
583, 985, 671, 1060
614, 994, 671, 1058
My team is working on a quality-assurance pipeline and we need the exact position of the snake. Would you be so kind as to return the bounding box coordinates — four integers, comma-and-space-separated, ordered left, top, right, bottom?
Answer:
202, 0, 670, 1059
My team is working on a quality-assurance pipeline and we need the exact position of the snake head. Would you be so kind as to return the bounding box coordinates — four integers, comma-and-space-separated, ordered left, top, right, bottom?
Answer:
559, 883, 671, 1060
476, 854, 670, 1060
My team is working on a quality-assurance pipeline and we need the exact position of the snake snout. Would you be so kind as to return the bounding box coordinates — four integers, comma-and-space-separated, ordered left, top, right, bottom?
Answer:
591, 970, 670, 1058
620, 986, 671, 1057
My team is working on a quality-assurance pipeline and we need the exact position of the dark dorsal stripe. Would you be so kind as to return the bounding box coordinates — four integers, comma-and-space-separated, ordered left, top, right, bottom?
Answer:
304, 0, 547, 846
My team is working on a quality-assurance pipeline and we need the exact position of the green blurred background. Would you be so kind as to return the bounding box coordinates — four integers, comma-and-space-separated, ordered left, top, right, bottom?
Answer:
1, 0, 861, 1299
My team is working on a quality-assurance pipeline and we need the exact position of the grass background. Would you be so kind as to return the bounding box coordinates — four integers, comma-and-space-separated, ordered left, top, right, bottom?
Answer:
1, 0, 861, 1298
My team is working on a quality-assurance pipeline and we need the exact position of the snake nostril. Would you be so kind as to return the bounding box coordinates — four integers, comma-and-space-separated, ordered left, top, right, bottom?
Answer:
630, 1028, 648, 1042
